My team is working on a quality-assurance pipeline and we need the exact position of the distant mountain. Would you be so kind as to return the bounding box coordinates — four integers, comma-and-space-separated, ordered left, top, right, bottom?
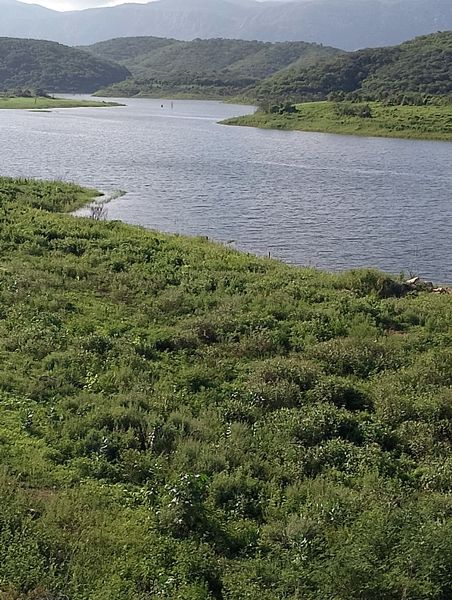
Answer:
1, 0, 452, 50
85, 36, 341, 99
0, 37, 130, 92
250, 31, 452, 102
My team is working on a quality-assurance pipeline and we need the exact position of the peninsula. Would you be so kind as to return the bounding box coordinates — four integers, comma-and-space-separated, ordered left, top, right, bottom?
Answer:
0, 94, 122, 110
223, 101, 452, 141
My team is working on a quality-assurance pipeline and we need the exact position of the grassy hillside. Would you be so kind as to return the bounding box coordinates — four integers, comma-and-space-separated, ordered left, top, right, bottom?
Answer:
224, 101, 452, 141
87, 37, 341, 99
251, 32, 452, 103
0, 176, 451, 599
0, 37, 130, 93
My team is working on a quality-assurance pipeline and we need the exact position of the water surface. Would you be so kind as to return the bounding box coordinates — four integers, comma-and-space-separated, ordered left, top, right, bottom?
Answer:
1, 97, 451, 282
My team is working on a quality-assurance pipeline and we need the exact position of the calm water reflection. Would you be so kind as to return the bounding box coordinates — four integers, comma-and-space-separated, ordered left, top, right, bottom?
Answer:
1, 97, 451, 281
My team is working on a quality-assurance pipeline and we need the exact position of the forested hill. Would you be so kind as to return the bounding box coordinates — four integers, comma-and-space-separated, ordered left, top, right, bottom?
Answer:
250, 31, 452, 103
2, 31, 450, 101
0, 38, 130, 93
85, 37, 342, 99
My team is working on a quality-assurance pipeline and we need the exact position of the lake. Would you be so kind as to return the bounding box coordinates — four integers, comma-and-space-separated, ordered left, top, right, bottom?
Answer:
1, 97, 451, 282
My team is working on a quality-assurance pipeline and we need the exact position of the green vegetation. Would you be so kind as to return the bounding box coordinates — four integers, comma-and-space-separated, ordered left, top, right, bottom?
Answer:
224, 101, 452, 141
250, 32, 452, 104
0, 37, 130, 93
0, 176, 451, 599
87, 37, 341, 99
0, 94, 122, 110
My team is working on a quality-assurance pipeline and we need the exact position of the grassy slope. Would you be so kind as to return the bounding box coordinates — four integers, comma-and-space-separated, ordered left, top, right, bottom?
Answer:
224, 101, 452, 141
0, 177, 451, 599
0, 96, 122, 109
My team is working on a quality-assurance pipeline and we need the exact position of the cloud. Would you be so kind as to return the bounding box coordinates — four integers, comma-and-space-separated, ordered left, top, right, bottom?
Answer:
19, 0, 153, 10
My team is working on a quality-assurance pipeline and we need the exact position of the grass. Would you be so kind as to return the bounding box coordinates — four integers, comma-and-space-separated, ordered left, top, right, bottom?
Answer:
223, 101, 452, 141
0, 96, 123, 110
0, 176, 451, 599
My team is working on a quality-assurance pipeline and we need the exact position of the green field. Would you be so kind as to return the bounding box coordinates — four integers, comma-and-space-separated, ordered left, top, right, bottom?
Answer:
0, 177, 451, 599
0, 96, 123, 110
224, 101, 452, 141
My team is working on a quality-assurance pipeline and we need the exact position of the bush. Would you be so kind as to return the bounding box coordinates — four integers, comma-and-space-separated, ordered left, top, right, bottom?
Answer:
334, 102, 373, 118
243, 357, 322, 409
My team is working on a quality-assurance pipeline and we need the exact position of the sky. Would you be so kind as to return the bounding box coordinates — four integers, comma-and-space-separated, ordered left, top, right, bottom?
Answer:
19, 0, 285, 10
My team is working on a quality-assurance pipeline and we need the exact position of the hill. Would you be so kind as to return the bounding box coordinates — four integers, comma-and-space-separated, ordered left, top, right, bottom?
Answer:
0, 175, 451, 598
86, 37, 342, 79
250, 32, 452, 103
0, 37, 130, 93
0, 0, 452, 50
86, 37, 341, 99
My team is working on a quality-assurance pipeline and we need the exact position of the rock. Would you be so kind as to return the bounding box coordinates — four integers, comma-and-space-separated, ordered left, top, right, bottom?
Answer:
406, 276, 420, 285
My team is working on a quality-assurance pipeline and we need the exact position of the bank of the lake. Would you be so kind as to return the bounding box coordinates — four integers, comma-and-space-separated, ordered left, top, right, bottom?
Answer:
1, 175, 452, 599
0, 96, 123, 110
224, 101, 452, 141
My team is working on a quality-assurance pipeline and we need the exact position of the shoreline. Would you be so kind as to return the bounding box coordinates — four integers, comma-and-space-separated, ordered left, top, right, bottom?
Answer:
68, 181, 451, 288
6, 175, 449, 286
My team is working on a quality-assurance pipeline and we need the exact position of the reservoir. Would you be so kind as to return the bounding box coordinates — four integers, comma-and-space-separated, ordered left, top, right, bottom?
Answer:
1, 97, 451, 282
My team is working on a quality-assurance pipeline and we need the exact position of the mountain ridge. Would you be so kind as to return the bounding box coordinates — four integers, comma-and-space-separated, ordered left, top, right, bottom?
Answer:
1, 0, 451, 49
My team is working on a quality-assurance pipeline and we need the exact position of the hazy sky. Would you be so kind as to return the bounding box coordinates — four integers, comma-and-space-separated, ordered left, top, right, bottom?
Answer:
19, 0, 284, 11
